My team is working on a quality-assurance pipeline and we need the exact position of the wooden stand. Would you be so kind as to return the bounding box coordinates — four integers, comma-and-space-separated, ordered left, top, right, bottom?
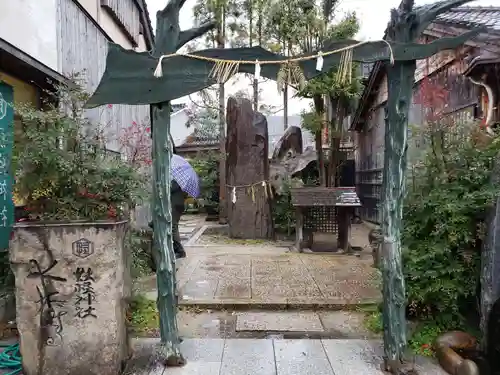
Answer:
291, 187, 361, 252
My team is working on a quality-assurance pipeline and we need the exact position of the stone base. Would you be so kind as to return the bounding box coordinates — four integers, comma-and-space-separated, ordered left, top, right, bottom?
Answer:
0, 292, 16, 325
10, 221, 130, 375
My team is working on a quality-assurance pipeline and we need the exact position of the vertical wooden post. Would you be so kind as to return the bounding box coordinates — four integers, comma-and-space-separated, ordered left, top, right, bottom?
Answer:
295, 207, 303, 252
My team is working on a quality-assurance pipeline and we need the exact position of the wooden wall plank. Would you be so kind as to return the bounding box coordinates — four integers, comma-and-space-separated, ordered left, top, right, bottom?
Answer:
57, 0, 150, 152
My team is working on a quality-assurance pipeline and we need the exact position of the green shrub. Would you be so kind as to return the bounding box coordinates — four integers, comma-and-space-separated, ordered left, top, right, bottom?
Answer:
13, 77, 148, 221
272, 179, 296, 234
403, 124, 500, 321
129, 229, 155, 278
189, 151, 219, 210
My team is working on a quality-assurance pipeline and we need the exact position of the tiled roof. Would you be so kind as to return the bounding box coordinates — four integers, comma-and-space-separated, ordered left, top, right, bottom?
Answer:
179, 115, 316, 153
181, 133, 218, 147
436, 6, 500, 32
350, 5, 500, 131
171, 103, 187, 113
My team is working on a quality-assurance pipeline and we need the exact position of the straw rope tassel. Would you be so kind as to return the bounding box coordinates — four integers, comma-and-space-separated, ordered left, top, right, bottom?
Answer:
209, 60, 240, 83
336, 48, 353, 85
153, 55, 167, 78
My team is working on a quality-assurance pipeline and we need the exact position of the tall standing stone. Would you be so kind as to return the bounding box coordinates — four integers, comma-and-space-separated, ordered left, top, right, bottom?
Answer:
226, 97, 273, 239
271, 126, 303, 161
10, 221, 130, 375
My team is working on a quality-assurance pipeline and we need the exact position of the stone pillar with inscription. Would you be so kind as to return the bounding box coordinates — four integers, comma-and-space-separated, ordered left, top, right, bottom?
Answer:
10, 220, 130, 375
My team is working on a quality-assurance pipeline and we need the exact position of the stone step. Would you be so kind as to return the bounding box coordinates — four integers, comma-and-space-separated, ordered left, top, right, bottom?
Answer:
176, 310, 378, 340
143, 289, 378, 311
125, 338, 447, 375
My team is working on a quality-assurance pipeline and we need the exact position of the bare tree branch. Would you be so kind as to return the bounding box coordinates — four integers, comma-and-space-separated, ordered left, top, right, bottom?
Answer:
158, 0, 186, 16
415, 0, 474, 37
177, 21, 217, 50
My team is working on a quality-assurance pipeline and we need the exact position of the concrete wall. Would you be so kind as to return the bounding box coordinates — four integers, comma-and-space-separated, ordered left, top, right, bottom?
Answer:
0, 0, 149, 71
0, 0, 59, 71
171, 109, 192, 147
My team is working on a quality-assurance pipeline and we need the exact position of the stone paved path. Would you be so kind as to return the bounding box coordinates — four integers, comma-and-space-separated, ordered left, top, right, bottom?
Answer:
125, 338, 447, 375
138, 247, 381, 308
178, 215, 207, 244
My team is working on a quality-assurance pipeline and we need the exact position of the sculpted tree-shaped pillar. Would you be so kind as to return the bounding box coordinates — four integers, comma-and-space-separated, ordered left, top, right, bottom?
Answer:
380, 0, 480, 371
150, 1, 215, 365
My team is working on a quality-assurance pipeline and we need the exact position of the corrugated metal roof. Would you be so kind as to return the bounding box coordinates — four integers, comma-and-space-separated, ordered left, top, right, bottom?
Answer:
436, 6, 500, 32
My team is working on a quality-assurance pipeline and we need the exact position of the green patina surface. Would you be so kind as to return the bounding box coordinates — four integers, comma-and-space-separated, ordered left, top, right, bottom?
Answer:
86, 0, 482, 371
0, 83, 14, 252
86, 29, 481, 108
380, 0, 481, 371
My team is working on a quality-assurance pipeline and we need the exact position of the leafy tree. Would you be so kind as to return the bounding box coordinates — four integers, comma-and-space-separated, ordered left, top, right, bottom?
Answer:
266, 0, 312, 129
297, 9, 362, 186
185, 106, 220, 141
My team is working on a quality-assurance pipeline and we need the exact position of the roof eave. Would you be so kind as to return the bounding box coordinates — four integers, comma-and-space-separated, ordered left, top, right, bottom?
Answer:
349, 61, 385, 132
463, 56, 500, 77
134, 0, 155, 50
350, 7, 500, 133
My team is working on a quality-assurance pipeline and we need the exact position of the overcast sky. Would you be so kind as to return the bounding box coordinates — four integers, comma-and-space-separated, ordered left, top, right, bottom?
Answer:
145, 0, 496, 115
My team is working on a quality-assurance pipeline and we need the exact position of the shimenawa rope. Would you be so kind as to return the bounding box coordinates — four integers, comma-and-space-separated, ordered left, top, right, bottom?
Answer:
152, 40, 395, 83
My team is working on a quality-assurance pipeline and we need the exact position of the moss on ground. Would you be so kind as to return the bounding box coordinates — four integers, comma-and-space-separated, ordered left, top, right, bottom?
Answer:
127, 295, 159, 336
201, 234, 269, 245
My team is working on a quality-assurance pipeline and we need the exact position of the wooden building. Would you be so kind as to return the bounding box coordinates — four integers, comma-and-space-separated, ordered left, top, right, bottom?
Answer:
0, 0, 154, 153
350, 6, 500, 223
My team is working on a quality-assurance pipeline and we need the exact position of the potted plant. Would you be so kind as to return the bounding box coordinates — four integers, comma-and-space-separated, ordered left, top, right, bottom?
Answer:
9, 78, 148, 375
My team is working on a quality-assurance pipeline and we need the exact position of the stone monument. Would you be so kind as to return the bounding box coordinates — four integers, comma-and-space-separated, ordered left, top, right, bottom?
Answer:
226, 97, 273, 239
10, 221, 130, 375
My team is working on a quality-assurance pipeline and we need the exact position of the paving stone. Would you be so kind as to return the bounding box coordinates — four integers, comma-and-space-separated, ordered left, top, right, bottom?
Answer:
137, 241, 381, 308
319, 311, 375, 338
163, 339, 225, 375
178, 311, 231, 339
368, 341, 448, 375
219, 339, 275, 375
235, 312, 324, 332
129, 338, 446, 375
180, 279, 219, 301
178, 338, 225, 362
166, 362, 221, 375
274, 340, 334, 375
322, 339, 384, 375
215, 277, 251, 299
